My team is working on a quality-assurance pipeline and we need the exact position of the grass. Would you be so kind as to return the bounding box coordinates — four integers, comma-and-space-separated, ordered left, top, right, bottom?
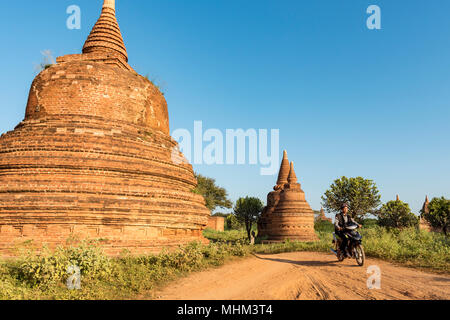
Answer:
203, 228, 248, 243
0, 240, 250, 300
361, 226, 449, 271
0, 222, 448, 300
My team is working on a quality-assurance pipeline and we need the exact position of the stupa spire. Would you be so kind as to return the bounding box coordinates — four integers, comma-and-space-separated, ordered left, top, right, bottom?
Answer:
83, 0, 128, 62
320, 207, 326, 217
287, 162, 298, 184
276, 150, 290, 186
103, 0, 115, 9
422, 195, 430, 215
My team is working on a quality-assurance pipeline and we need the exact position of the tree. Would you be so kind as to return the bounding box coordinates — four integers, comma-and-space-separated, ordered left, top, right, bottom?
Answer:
194, 173, 233, 212
225, 214, 242, 230
211, 212, 228, 218
233, 197, 264, 241
376, 200, 418, 229
321, 176, 381, 221
422, 197, 449, 235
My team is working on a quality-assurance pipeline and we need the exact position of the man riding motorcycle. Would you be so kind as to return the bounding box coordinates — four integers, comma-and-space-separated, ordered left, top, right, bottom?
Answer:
334, 203, 362, 258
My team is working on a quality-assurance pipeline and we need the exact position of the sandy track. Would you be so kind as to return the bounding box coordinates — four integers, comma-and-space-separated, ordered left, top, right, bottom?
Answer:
155, 252, 449, 300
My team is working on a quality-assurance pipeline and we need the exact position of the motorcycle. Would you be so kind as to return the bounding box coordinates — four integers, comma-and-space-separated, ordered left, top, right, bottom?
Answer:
330, 222, 365, 266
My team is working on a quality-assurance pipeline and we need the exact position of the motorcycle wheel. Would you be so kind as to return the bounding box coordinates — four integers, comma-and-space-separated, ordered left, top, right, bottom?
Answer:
355, 244, 365, 266
336, 243, 345, 262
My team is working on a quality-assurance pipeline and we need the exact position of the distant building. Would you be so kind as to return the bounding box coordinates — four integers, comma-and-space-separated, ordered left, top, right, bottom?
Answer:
316, 207, 332, 223
419, 196, 434, 232
207, 217, 225, 232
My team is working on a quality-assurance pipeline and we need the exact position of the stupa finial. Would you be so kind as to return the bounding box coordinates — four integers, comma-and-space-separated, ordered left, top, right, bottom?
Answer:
287, 162, 298, 184
103, 0, 115, 10
275, 150, 290, 187
422, 195, 430, 215
83, 0, 128, 62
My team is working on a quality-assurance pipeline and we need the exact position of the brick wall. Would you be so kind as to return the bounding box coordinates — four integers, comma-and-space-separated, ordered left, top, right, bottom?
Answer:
207, 216, 225, 232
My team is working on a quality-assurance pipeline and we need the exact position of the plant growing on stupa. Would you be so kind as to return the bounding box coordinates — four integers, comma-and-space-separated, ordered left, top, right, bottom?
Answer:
35, 50, 55, 72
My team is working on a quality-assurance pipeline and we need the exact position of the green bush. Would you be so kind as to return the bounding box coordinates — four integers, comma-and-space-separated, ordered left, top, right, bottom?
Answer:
17, 241, 113, 288
203, 228, 247, 242
362, 218, 378, 228
158, 242, 204, 272
361, 226, 449, 270
226, 214, 242, 230
376, 200, 418, 229
314, 220, 334, 233
423, 197, 449, 235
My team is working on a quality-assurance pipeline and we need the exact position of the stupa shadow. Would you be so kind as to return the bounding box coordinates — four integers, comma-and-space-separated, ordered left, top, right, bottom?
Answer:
253, 254, 359, 268
432, 277, 450, 283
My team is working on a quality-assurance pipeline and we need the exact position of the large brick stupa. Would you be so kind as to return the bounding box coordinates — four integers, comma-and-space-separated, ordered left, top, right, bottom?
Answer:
258, 151, 318, 242
0, 0, 210, 255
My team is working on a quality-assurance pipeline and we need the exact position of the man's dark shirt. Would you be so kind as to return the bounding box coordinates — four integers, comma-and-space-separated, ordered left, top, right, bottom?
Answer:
334, 213, 357, 231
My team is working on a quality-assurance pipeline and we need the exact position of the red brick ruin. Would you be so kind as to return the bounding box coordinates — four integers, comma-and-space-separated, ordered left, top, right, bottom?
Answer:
419, 195, 438, 232
207, 217, 225, 232
0, 0, 210, 255
316, 207, 332, 223
258, 151, 318, 242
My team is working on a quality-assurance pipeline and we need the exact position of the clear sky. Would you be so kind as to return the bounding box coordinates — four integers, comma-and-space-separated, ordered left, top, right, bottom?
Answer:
0, 0, 449, 216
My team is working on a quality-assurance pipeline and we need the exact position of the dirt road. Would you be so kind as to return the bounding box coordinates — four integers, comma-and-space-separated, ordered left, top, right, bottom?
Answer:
155, 252, 449, 300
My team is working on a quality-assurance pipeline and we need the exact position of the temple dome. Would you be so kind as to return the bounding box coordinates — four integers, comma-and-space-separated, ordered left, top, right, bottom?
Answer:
24, 0, 169, 134
25, 61, 170, 135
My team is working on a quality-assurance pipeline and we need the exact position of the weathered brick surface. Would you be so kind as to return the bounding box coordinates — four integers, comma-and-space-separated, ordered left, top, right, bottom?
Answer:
25, 60, 169, 134
82, 5, 128, 63
207, 216, 225, 232
0, 1, 210, 256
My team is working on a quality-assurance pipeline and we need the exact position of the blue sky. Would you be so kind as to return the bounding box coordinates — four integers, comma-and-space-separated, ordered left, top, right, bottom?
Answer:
0, 0, 449, 216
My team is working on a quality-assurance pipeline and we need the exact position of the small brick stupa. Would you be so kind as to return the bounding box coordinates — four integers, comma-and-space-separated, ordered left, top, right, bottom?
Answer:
419, 196, 433, 232
258, 151, 317, 242
257, 150, 290, 238
316, 207, 332, 223
0, 0, 210, 255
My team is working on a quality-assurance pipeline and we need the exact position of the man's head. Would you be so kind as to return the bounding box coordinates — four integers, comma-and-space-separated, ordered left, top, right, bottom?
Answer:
341, 203, 349, 215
